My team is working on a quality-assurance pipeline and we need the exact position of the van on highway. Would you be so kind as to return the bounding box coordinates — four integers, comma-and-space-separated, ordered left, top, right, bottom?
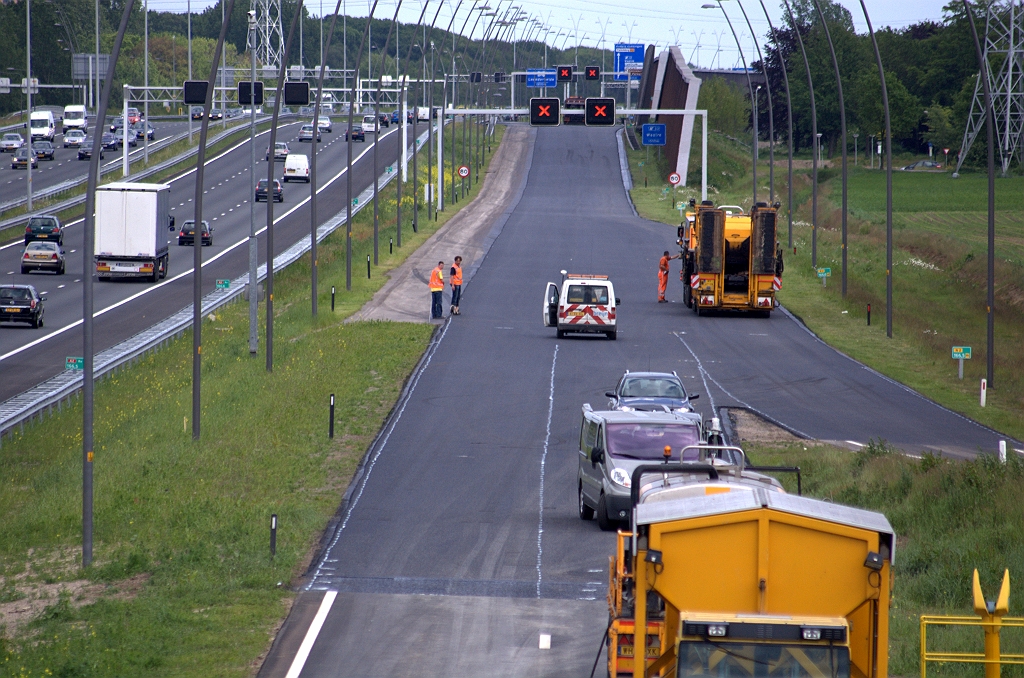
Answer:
283, 153, 310, 183
543, 273, 619, 340
29, 111, 55, 142
361, 114, 378, 133
62, 105, 87, 134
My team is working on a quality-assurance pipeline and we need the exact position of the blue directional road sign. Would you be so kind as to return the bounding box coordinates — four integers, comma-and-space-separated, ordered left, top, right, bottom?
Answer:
614, 43, 645, 81
642, 123, 667, 146
526, 68, 557, 88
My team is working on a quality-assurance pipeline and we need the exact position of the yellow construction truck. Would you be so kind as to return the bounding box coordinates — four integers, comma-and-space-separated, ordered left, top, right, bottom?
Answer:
606, 445, 894, 678
679, 200, 784, 316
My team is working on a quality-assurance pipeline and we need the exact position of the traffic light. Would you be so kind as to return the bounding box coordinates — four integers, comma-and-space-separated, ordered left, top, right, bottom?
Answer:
283, 81, 310, 106
530, 98, 560, 126
556, 65, 573, 82
585, 97, 616, 126
183, 81, 208, 105
585, 66, 600, 81
238, 81, 264, 105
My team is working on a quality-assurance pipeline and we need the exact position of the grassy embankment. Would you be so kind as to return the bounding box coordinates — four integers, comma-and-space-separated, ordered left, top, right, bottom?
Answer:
744, 441, 1024, 677
0, 123, 504, 676
623, 119, 1023, 443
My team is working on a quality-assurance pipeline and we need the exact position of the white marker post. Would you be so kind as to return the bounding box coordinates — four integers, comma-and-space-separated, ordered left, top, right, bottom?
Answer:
999, 440, 1007, 464
980, 378, 987, 407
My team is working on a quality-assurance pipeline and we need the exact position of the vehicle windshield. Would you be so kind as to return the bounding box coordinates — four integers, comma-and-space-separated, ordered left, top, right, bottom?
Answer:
620, 377, 685, 399
0, 288, 31, 300
4, 134, 21, 141
68, 131, 85, 137
605, 422, 700, 460
66, 110, 85, 120
30, 119, 47, 129
566, 284, 609, 305
677, 642, 850, 678
27, 242, 58, 251
28, 218, 57, 229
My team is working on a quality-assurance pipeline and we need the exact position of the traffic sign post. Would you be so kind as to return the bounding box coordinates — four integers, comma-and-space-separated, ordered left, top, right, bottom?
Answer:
65, 357, 84, 371
585, 66, 600, 81
526, 69, 556, 88
216, 279, 231, 290
458, 165, 470, 178
668, 172, 681, 185
585, 98, 615, 126
952, 346, 972, 380
642, 123, 667, 146
614, 44, 645, 82
283, 81, 310, 106
816, 267, 832, 288
557, 66, 574, 83
530, 98, 560, 126
237, 80, 264, 105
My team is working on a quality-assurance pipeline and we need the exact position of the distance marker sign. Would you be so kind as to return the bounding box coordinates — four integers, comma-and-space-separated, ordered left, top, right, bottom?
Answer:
458, 165, 470, 178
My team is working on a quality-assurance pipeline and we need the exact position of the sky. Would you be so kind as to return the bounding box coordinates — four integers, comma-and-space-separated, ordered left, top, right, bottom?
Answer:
141, 0, 954, 70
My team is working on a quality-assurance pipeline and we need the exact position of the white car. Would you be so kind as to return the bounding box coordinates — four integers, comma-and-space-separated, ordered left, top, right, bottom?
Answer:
1, 133, 25, 153
316, 116, 332, 133
361, 114, 378, 133
63, 129, 87, 148
283, 153, 310, 183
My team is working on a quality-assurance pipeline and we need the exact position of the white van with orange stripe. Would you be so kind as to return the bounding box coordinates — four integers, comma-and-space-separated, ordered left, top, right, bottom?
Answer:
543, 273, 619, 340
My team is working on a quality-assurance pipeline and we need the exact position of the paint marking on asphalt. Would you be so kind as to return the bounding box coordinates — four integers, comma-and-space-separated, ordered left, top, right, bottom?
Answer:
845, 440, 865, 448
536, 344, 559, 599
283, 590, 338, 678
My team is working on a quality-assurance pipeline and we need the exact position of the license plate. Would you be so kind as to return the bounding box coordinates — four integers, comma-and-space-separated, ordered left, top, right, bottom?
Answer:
33, 255, 49, 259
37, 235, 48, 238
113, 264, 139, 271
568, 310, 584, 317
2, 307, 20, 312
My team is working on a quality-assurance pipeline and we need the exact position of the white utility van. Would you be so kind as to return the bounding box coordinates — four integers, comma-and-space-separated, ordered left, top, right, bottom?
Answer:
361, 114, 378, 133
282, 153, 310, 183
62, 105, 87, 134
30, 111, 56, 141
543, 273, 619, 340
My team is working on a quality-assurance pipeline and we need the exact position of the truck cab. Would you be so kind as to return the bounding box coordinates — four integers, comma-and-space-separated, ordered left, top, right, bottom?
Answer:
543, 273, 619, 340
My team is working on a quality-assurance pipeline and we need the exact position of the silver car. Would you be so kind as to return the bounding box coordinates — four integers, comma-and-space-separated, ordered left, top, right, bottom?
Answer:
21, 240, 66, 275
297, 124, 321, 142
577, 407, 704, 530
1, 133, 25, 152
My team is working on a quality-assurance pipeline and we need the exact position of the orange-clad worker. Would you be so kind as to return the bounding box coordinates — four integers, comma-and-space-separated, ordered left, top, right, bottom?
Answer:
429, 261, 445, 319
659, 250, 680, 302
449, 256, 463, 315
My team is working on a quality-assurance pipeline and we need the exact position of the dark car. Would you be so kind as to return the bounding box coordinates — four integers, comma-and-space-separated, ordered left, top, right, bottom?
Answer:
178, 220, 213, 246
101, 133, 120, 151
0, 284, 45, 328
12, 147, 37, 169
191, 106, 205, 120
344, 125, 365, 142
24, 215, 64, 246
21, 240, 65, 275
255, 179, 284, 203
378, 112, 390, 128
901, 160, 943, 172
78, 137, 104, 160
112, 125, 137, 147
131, 121, 156, 140
31, 141, 55, 161
209, 108, 223, 121
605, 371, 699, 414
108, 116, 124, 132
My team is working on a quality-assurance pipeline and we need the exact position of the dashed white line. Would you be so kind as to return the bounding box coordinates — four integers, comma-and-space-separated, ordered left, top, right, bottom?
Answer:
536, 344, 559, 599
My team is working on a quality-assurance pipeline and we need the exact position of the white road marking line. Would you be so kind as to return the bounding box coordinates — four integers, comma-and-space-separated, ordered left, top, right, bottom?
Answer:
283, 590, 338, 678
57, 284, 65, 289
536, 344, 558, 599
845, 440, 865, 448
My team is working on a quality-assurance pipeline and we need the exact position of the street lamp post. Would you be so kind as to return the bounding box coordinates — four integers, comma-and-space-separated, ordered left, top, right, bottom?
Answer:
248, 10, 258, 355
735, 0, 775, 203
26, 0, 32, 211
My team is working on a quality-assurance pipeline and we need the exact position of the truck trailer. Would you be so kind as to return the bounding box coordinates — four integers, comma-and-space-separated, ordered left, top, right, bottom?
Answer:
94, 182, 173, 282
680, 200, 784, 316
607, 447, 893, 678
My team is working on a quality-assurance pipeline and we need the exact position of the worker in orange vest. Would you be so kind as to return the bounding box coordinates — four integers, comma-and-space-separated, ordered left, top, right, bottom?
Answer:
659, 250, 680, 302
429, 261, 445, 319
449, 256, 463, 315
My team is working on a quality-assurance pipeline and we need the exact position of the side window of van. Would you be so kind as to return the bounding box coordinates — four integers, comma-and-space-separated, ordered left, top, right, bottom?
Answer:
595, 426, 605, 456
582, 418, 598, 452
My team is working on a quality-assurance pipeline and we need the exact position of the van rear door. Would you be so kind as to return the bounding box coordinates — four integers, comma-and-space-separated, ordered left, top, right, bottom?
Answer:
543, 282, 558, 326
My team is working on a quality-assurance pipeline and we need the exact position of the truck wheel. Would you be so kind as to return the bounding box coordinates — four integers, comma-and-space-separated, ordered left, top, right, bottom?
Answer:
579, 483, 595, 520
556, 329, 565, 339
160, 256, 168, 279
596, 494, 614, 531
606, 331, 616, 340
683, 284, 692, 308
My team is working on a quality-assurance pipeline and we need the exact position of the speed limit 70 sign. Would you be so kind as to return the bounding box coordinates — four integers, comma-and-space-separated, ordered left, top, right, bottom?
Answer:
458, 165, 470, 178
668, 172, 681, 186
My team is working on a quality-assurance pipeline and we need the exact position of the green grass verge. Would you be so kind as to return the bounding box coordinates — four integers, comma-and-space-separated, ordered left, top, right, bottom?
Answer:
744, 441, 1024, 677
0, 123, 504, 675
624, 125, 1024, 444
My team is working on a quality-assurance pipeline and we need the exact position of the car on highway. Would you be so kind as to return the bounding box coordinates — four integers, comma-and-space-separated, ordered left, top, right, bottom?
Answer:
101, 133, 120, 151
0, 284, 46, 328
11, 147, 38, 170
344, 124, 365, 142
605, 371, 698, 413
1, 133, 25, 152
297, 124, 322, 142
390, 110, 400, 125
24, 215, 64, 246
543, 273, 619, 339
316, 116, 332, 133
191, 106, 205, 120
266, 141, 290, 161
63, 129, 87, 148
131, 121, 156, 140
108, 116, 124, 132
31, 141, 55, 161
255, 178, 284, 203
126, 107, 142, 124
77, 136, 104, 160
361, 114, 378, 133
177, 220, 213, 246
901, 160, 943, 171
283, 153, 310, 183
21, 240, 66, 275
112, 125, 138, 147
577, 408, 704, 530
209, 108, 223, 121
378, 112, 390, 128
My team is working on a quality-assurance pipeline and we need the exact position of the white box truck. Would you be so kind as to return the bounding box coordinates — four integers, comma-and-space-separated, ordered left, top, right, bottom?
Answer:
62, 105, 87, 134
95, 182, 173, 282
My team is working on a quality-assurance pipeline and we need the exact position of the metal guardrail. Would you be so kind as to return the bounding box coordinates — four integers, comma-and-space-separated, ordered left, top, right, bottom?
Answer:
0, 115, 292, 233
920, 615, 1024, 676
0, 126, 432, 446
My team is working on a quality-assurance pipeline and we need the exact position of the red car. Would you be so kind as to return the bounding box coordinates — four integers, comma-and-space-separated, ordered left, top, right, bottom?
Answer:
126, 107, 142, 124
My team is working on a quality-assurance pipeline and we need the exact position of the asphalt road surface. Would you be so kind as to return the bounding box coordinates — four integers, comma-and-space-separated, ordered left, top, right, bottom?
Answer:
0, 120, 410, 401
269, 125, 1016, 678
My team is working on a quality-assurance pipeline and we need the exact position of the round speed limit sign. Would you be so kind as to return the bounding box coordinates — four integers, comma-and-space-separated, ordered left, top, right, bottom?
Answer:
668, 172, 681, 186
458, 165, 470, 178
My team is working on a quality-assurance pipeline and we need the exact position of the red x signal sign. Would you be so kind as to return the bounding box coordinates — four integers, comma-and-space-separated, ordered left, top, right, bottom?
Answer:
530, 98, 560, 126
585, 66, 600, 80
557, 66, 573, 82
585, 97, 616, 126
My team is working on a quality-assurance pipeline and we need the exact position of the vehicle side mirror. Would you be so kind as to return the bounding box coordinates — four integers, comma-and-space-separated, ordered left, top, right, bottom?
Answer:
605, 392, 616, 399
688, 394, 700, 401
615, 298, 621, 305
592, 448, 604, 465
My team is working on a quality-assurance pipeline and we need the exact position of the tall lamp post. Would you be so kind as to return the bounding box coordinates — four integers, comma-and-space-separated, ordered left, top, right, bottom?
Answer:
26, 0, 32, 211
248, 9, 258, 355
